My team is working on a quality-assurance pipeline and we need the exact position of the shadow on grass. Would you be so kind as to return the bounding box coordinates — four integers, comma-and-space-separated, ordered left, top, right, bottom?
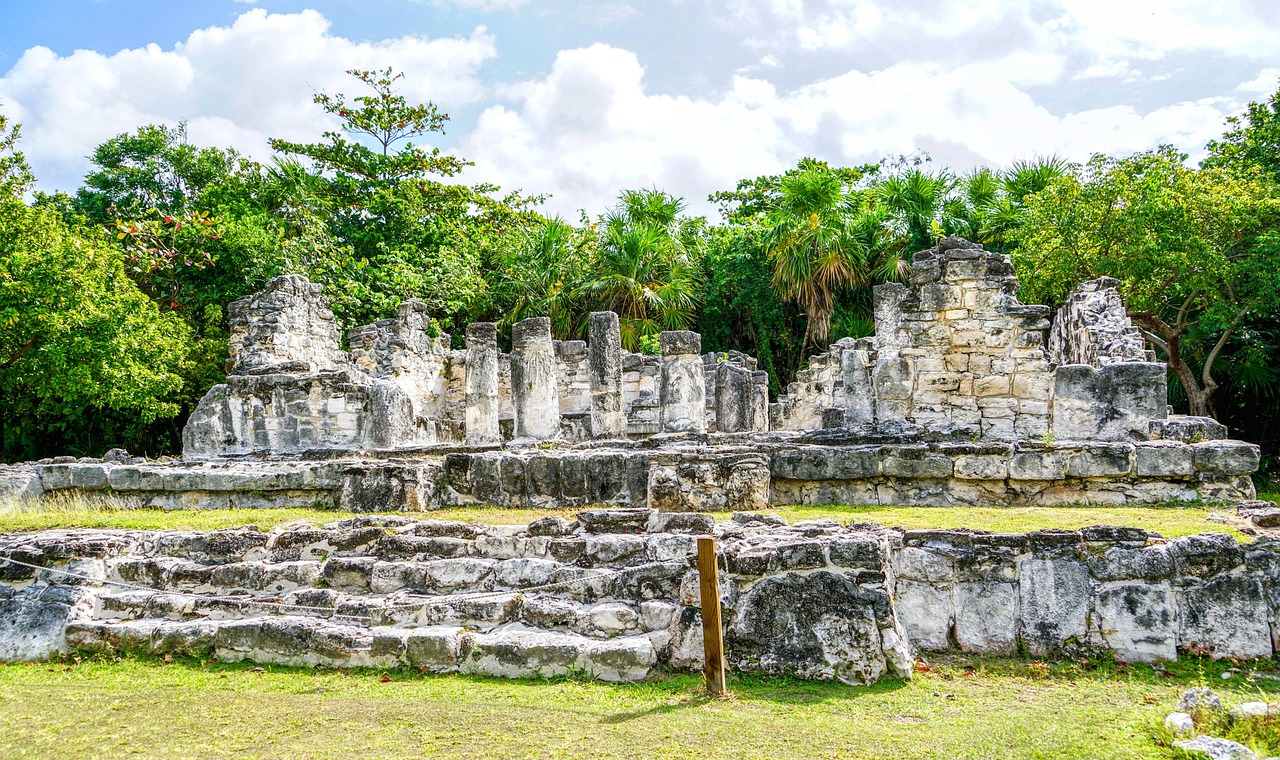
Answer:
44, 649, 1280, 708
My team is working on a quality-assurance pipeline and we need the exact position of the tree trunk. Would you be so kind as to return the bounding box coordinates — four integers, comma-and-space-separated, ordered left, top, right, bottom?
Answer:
1167, 333, 1213, 417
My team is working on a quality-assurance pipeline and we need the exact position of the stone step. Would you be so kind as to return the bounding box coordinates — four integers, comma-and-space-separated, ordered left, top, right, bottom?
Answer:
88, 588, 680, 640
66, 617, 662, 682
100, 552, 689, 603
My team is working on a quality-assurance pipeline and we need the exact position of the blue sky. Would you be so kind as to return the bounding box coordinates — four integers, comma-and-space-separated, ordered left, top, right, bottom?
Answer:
1, 0, 1277, 216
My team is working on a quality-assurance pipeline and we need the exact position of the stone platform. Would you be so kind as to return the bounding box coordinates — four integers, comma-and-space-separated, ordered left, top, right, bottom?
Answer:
3, 511, 1277, 684
3, 431, 1260, 512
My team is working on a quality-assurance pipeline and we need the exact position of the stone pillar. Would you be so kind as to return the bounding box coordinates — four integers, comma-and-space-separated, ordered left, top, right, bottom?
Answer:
464, 322, 500, 445
588, 311, 627, 439
715, 362, 753, 433
750, 371, 770, 432
511, 317, 561, 440
659, 331, 706, 434
842, 344, 875, 428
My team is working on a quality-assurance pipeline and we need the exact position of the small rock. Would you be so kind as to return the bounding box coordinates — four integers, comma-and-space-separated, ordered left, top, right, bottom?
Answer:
1174, 736, 1257, 760
101, 448, 131, 463
1249, 509, 1280, 529
527, 515, 573, 537
1231, 702, 1275, 719
1178, 687, 1224, 714
1164, 712, 1195, 735
730, 512, 787, 527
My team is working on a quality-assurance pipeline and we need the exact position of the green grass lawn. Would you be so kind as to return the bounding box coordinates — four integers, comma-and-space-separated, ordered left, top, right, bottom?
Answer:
0, 497, 1249, 539
0, 654, 1276, 759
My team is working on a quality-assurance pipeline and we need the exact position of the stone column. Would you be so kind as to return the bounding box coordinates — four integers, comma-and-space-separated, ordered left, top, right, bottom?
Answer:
588, 311, 627, 439
464, 322, 500, 445
659, 331, 706, 434
715, 362, 753, 433
750, 371, 770, 432
842, 344, 875, 428
511, 317, 561, 440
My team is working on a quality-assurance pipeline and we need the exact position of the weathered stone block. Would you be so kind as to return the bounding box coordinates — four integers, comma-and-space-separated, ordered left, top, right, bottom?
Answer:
1192, 441, 1261, 476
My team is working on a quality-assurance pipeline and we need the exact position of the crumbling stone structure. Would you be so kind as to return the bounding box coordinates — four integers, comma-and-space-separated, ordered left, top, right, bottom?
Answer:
0, 238, 1250, 509
4, 513, 1277, 684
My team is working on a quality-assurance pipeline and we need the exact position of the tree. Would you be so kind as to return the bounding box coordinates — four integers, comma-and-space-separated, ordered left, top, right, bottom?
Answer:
1013, 148, 1280, 417
74, 123, 243, 222
579, 190, 704, 350
1204, 81, 1280, 184
269, 67, 466, 186
0, 112, 191, 459
763, 167, 870, 349
487, 215, 590, 338
269, 68, 537, 332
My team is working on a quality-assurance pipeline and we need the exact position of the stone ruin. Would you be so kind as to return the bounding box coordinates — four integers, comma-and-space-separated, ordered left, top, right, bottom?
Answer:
0, 237, 1275, 687
0, 237, 1261, 510
4, 511, 1280, 684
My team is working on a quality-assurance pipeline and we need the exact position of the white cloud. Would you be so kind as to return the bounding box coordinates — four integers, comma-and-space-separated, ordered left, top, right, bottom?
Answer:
0, 9, 497, 191
459, 43, 1250, 217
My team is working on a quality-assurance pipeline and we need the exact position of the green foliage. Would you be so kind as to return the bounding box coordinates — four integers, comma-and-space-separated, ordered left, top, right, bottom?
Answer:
485, 215, 590, 338
1204, 80, 1280, 184
269, 67, 466, 184
764, 166, 871, 348
698, 220, 806, 396
1013, 148, 1280, 416
0, 189, 191, 459
578, 189, 704, 350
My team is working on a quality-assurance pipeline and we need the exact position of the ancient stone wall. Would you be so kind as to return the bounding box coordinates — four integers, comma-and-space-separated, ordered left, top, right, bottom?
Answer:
1048, 277, 1155, 367
1047, 278, 1169, 442
226, 275, 344, 375
870, 238, 1056, 440
15, 434, 1261, 511
4, 515, 1276, 682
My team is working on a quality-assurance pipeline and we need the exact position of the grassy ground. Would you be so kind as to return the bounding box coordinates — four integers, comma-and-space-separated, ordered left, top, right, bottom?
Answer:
0, 496, 1250, 538
0, 654, 1277, 759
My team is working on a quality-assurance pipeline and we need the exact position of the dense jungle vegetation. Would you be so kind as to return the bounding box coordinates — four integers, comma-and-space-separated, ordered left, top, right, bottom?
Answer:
2, 68, 1279, 476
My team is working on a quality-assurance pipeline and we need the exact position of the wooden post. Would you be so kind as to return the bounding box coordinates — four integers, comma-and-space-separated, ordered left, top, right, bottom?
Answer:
697, 536, 727, 696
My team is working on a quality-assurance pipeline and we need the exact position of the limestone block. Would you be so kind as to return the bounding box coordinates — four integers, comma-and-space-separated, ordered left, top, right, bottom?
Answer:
881, 453, 953, 479
962, 452, 1008, 475
1092, 582, 1177, 662
464, 322, 501, 445
658, 331, 706, 434
510, 317, 561, 441
1150, 416, 1229, 443
893, 580, 952, 651
1134, 442, 1195, 477
1177, 574, 1272, 659
714, 362, 753, 433
1009, 449, 1070, 481
954, 581, 1019, 654
1019, 557, 1091, 655
1066, 444, 1134, 478
1168, 533, 1243, 578
1051, 363, 1167, 442
726, 461, 770, 512
726, 571, 908, 685
1192, 441, 1262, 476
587, 312, 626, 439
1086, 545, 1174, 582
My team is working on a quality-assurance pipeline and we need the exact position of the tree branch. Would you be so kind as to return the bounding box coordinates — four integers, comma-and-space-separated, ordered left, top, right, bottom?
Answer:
0, 336, 38, 369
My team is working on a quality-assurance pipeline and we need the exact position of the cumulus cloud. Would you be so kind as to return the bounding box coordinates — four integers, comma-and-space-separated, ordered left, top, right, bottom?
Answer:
0, 9, 496, 191
459, 42, 1255, 216
0, 4, 1274, 219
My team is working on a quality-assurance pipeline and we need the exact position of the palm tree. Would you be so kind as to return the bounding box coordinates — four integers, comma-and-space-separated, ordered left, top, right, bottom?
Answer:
876, 166, 961, 254
763, 168, 868, 349
490, 215, 585, 338
579, 190, 703, 350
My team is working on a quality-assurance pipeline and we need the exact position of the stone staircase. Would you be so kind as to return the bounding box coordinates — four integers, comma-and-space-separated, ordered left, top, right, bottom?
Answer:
0, 511, 702, 681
